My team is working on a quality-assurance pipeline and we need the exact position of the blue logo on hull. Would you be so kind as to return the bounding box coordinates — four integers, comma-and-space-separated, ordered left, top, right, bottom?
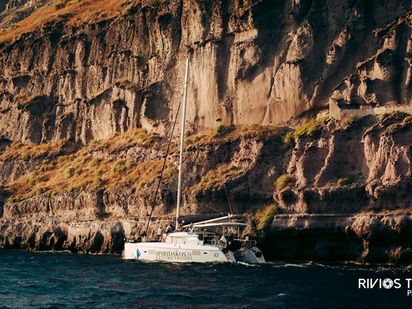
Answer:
136, 248, 141, 258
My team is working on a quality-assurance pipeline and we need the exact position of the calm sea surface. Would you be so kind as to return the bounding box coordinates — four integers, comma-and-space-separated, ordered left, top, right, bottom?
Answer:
0, 250, 411, 308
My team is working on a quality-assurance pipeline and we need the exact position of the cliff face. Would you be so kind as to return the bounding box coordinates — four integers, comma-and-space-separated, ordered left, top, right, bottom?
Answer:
265, 212, 412, 264
0, 0, 412, 264
0, 0, 411, 144
1, 115, 412, 263
278, 114, 412, 214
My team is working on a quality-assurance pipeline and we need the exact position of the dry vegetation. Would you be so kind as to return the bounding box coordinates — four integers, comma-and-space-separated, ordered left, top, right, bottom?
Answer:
186, 124, 284, 147
3, 128, 172, 201
94, 128, 161, 152
336, 174, 355, 186
282, 117, 329, 148
275, 174, 296, 192
0, 0, 140, 43
191, 163, 244, 194
2, 124, 285, 201
0, 140, 70, 161
292, 117, 328, 140
255, 203, 277, 231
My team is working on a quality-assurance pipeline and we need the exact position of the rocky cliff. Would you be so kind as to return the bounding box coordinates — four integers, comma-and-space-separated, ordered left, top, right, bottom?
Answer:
1, 114, 412, 263
0, 0, 411, 144
0, 0, 412, 264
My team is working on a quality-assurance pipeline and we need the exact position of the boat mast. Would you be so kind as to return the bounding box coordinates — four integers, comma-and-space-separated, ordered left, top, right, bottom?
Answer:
176, 58, 189, 230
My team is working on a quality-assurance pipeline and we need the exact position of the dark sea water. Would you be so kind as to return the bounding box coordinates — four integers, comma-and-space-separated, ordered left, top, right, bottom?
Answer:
0, 251, 411, 309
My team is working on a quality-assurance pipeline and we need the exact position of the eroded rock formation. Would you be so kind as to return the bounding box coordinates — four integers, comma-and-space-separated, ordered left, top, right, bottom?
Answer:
0, 0, 411, 263
265, 212, 412, 264
0, 114, 411, 263
277, 115, 412, 213
0, 0, 411, 145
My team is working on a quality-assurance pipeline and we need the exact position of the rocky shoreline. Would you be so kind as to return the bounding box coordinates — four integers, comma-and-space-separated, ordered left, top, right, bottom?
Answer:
1, 211, 412, 265
265, 212, 412, 264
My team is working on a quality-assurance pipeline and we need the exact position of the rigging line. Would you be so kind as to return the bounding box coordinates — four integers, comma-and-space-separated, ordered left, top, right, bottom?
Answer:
189, 147, 224, 215
202, 202, 225, 215
143, 96, 183, 234
212, 144, 234, 214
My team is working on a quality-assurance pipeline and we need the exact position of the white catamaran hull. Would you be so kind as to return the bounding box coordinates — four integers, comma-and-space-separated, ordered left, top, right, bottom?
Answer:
234, 247, 266, 264
124, 242, 235, 263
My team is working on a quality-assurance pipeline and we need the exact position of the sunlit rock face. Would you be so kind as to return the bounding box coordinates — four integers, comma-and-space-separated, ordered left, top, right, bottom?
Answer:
0, 1, 411, 263
278, 116, 412, 214
0, 0, 411, 144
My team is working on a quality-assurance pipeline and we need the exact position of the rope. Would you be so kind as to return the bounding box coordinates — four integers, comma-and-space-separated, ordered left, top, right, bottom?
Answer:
212, 144, 234, 214
143, 96, 182, 234
202, 202, 225, 214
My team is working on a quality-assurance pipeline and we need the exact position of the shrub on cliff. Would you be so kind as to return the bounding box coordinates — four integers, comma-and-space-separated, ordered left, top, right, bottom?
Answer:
192, 164, 243, 193
112, 160, 133, 174
65, 167, 76, 178
133, 160, 177, 191
256, 204, 277, 231
336, 174, 355, 186
0, 140, 69, 161
293, 117, 327, 140
282, 131, 295, 148
275, 174, 296, 192
90, 158, 103, 166
215, 125, 235, 138
91, 177, 107, 190
186, 125, 284, 148
35, 187, 49, 195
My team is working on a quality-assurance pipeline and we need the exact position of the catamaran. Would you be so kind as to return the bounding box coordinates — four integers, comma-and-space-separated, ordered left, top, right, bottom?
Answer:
123, 59, 265, 263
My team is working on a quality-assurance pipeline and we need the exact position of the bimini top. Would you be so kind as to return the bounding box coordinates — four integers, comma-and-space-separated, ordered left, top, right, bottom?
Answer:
193, 222, 248, 228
